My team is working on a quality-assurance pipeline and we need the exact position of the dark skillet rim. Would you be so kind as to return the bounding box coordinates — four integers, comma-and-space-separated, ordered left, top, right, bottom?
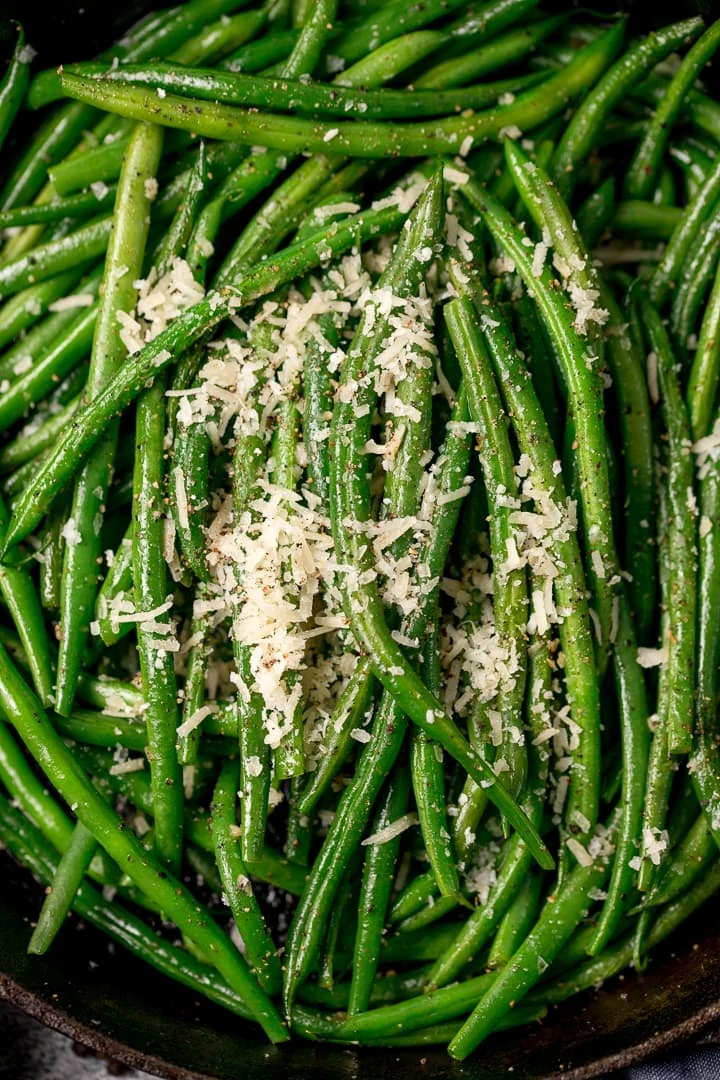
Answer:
3, 965, 720, 1080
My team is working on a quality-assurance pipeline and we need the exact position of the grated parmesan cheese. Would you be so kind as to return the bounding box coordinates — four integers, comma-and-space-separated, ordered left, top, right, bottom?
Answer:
361, 812, 419, 846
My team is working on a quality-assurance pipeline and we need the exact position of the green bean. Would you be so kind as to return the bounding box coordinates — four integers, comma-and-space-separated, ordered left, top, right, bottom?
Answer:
587, 600, 650, 954
688, 257, 720, 441
285, 694, 409, 1005
176, 598, 210, 770
612, 200, 681, 241
358, 1005, 547, 1046
503, 141, 620, 662
49, 140, 130, 198
0, 642, 288, 1040
328, 180, 551, 864
296, 661, 373, 817
68, 62, 550, 122
510, 289, 563, 452
171, 414, 211, 580
448, 818, 616, 1059
691, 433, 720, 849
446, 293, 528, 800
27, 0, 262, 110
0, 217, 110, 301
650, 155, 720, 307
285, 176, 521, 1013
58, 28, 623, 160
345, 765, 408, 1008
644, 812, 715, 909
576, 176, 615, 249
603, 283, 655, 640
207, 30, 438, 287
0, 269, 88, 352
52, 708, 147, 752
642, 302, 697, 756
2, 202, 409, 555
222, 28, 298, 72
462, 188, 602, 841
155, 141, 208, 278
27, 820, 97, 955
73, 672, 141, 715
296, 970, 497, 1041
425, 621, 552, 990
299, 964, 434, 1009
211, 759, 282, 992
671, 143, 714, 203
0, 266, 99, 383
0, 103, 98, 213
0, 306, 98, 432
411, 717, 459, 902
544, 856, 720, 1007
551, 18, 703, 200
331, 0, 475, 64
0, 493, 54, 706
55, 124, 162, 719
625, 21, 720, 201
94, 526, 134, 647
270, 400, 306, 782
0, 720, 73, 853
37, 494, 66, 610
0, 22, 30, 151
416, 15, 564, 89
133, 373, 184, 873
670, 198, 720, 351
636, 716, 672, 895
0, 796, 262, 1021
173, 10, 272, 67
487, 871, 544, 969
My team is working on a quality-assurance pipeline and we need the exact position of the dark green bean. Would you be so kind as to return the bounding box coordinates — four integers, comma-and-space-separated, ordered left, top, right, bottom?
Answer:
0, 269, 88, 352
0, 795, 260, 1021
447, 818, 616, 1059
551, 18, 703, 200
67, 62, 550, 121
0, 302, 97, 432
642, 302, 697, 755
625, 20, 720, 201
462, 183, 602, 842
486, 871, 543, 969
211, 759, 282, 992
671, 198, 720, 354
0, 22, 30, 151
95, 526, 133, 647
650, 155, 720, 307
445, 295, 528, 800
347, 765, 410, 1013
612, 200, 681, 241
58, 27, 623, 160
0, 217, 110, 301
691, 430, 720, 850
576, 176, 615, 249
55, 123, 162, 718
603, 283, 655, 640
49, 140, 129, 198
27, 820, 98, 955
644, 812, 715, 909
0, 642, 288, 1041
415, 15, 564, 89
133, 369, 184, 873
2, 202, 410, 555
688, 257, 720, 441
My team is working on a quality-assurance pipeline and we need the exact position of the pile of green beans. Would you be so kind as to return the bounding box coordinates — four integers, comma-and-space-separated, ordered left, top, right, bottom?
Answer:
0, 0, 720, 1062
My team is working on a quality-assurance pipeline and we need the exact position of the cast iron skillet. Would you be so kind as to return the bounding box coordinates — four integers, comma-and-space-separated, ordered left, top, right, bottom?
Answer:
2, 2, 720, 1076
